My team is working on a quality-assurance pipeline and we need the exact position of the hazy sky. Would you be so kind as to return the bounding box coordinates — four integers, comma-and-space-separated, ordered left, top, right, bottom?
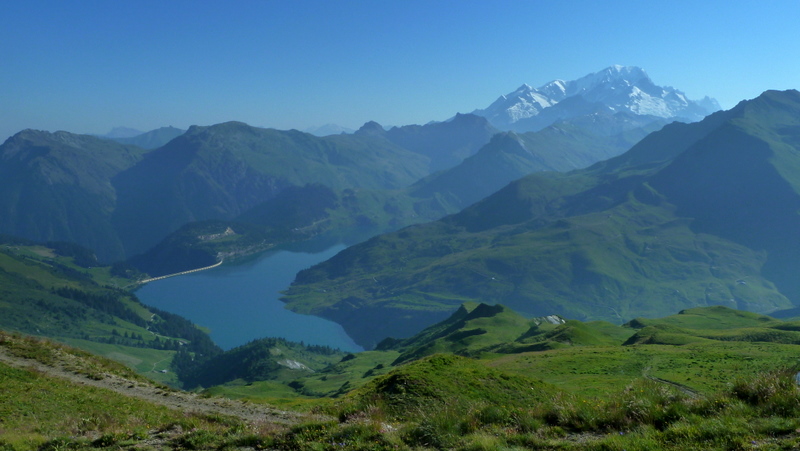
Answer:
3, 0, 799, 140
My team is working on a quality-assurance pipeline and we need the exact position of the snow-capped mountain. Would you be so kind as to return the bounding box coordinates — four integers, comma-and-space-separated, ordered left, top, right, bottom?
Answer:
472, 65, 721, 132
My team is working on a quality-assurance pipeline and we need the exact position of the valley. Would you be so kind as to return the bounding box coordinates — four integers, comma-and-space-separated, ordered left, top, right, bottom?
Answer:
5, 65, 800, 449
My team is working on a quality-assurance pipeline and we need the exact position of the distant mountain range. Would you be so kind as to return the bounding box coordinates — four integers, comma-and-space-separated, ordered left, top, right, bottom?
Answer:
0, 65, 720, 278
471, 65, 720, 132
283, 89, 800, 348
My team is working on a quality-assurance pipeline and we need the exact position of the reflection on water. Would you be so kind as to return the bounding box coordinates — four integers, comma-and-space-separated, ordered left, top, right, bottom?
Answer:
136, 240, 363, 352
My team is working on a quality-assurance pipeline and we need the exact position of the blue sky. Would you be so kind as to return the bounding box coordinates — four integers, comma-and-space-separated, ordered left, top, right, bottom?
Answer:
3, 0, 799, 140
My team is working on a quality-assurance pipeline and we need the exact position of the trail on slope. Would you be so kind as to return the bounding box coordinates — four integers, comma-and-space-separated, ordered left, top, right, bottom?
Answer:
0, 346, 314, 425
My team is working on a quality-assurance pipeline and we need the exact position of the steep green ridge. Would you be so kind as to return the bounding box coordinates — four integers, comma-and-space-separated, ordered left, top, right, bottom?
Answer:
382, 303, 541, 364
0, 130, 148, 262
375, 302, 631, 363
283, 90, 800, 347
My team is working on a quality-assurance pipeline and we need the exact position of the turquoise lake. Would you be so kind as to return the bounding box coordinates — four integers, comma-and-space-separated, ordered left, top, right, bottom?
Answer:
135, 241, 363, 352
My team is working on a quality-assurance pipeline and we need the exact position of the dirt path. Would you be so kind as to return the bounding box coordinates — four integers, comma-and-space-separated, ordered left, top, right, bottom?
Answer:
641, 364, 701, 398
646, 375, 701, 398
0, 347, 315, 425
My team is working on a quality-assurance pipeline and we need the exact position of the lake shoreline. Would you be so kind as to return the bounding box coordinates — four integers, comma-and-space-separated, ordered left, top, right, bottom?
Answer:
135, 241, 363, 353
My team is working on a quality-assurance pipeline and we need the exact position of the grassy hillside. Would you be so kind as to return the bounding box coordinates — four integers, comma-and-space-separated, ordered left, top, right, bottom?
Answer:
195, 303, 800, 402
0, 331, 306, 450
203, 304, 800, 449
0, 351, 188, 450
324, 304, 800, 449
284, 192, 790, 347
6, 301, 800, 449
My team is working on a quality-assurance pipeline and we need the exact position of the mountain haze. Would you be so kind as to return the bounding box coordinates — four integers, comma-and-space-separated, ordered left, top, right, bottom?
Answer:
382, 113, 499, 172
408, 114, 665, 214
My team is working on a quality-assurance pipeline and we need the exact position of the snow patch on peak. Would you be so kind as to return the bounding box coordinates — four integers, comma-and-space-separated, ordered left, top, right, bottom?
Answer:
606, 65, 648, 80
568, 66, 651, 97
538, 79, 568, 100
472, 65, 719, 130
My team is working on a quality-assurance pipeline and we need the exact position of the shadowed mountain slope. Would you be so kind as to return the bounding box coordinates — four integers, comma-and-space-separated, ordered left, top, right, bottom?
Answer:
0, 131, 148, 261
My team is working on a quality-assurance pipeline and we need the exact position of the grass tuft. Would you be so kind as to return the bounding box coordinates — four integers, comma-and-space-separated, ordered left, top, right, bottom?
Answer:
730, 368, 800, 415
